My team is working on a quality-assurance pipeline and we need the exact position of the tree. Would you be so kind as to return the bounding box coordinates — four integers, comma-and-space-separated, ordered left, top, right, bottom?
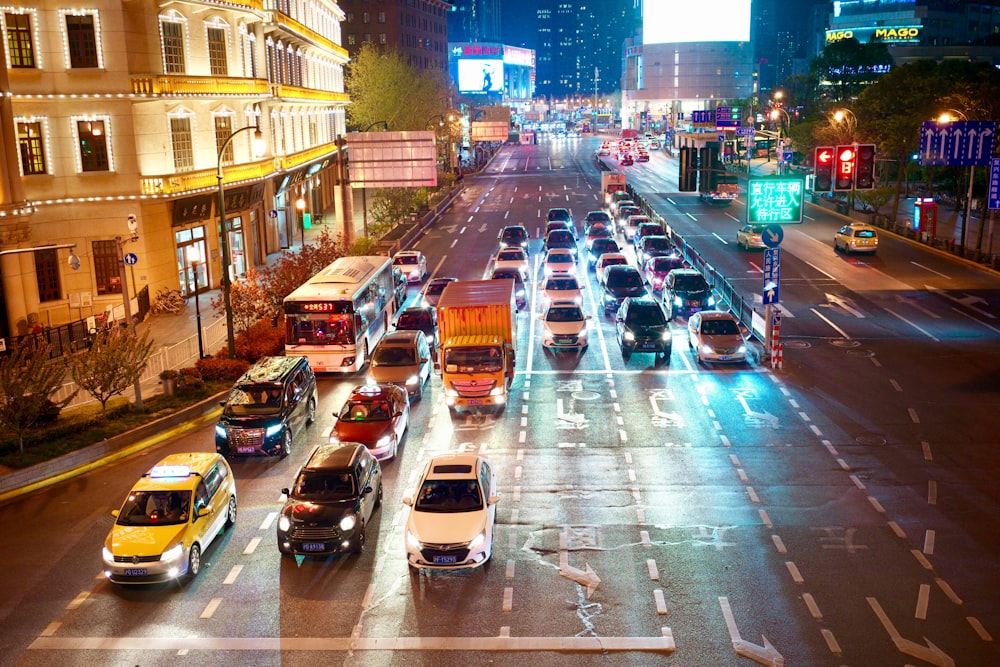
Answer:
67, 327, 153, 417
809, 38, 893, 105
369, 187, 417, 237
0, 337, 76, 454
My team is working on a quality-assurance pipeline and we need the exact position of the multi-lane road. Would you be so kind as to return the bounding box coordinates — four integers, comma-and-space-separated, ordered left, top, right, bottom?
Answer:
3, 135, 999, 666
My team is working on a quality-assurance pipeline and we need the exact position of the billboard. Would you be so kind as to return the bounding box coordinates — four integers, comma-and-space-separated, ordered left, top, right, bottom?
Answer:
458, 59, 504, 94
347, 131, 438, 188
643, 0, 751, 44
747, 178, 805, 224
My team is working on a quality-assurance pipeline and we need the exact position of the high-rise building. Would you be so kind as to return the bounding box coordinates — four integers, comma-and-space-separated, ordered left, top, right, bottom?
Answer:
341, 0, 452, 72
534, 0, 639, 99
0, 0, 350, 339
448, 0, 501, 43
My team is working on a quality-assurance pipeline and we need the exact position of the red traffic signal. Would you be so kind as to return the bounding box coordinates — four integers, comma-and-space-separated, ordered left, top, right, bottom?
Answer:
855, 143, 876, 190
814, 146, 834, 192
834, 145, 857, 191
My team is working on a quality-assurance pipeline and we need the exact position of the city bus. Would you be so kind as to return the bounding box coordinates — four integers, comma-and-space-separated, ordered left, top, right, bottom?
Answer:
283, 255, 396, 373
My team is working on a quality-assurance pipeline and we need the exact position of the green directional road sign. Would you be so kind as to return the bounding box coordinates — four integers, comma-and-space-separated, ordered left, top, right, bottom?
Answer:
747, 177, 805, 224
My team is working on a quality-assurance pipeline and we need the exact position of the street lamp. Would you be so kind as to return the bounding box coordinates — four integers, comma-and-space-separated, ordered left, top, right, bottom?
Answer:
216, 124, 266, 358
937, 109, 974, 249
186, 245, 204, 359
769, 107, 791, 174
426, 114, 456, 174
830, 108, 857, 144
295, 193, 307, 247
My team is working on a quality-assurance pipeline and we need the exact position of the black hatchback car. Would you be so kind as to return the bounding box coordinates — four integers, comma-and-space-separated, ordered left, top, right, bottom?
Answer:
616, 296, 671, 362
394, 306, 438, 354
601, 265, 647, 316
215, 356, 317, 459
277, 443, 382, 556
498, 224, 529, 251
588, 237, 621, 267
543, 229, 578, 258
664, 269, 716, 320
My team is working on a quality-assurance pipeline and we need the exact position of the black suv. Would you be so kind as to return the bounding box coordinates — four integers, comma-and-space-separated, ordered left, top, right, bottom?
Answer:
215, 356, 317, 458
547, 207, 574, 231
394, 306, 438, 354
277, 443, 382, 555
663, 269, 715, 320
543, 229, 578, 257
600, 265, 647, 315
616, 297, 671, 362
587, 237, 621, 267
498, 225, 529, 251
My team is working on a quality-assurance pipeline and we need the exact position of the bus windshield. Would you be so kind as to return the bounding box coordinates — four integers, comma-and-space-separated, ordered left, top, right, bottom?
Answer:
287, 313, 354, 345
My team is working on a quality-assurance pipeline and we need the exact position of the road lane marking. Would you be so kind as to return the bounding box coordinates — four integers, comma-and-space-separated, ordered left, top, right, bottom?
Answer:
785, 561, 804, 583
647, 559, 659, 580
915, 584, 930, 620
890, 379, 902, 392
809, 307, 851, 339
802, 593, 822, 619
654, 590, 668, 615
712, 232, 729, 244
935, 578, 961, 605
911, 549, 933, 570
923, 530, 936, 555
200, 598, 222, 619
884, 307, 939, 341
222, 565, 242, 585
928, 480, 937, 505
259, 512, 278, 530
922, 441, 933, 461
888, 521, 906, 538
66, 591, 89, 610
967, 616, 993, 641
908, 408, 920, 423
758, 510, 772, 527
772, 535, 787, 553
243, 537, 262, 555
911, 261, 951, 278
821, 628, 842, 654
502, 587, 513, 612
868, 497, 886, 513
40, 622, 60, 637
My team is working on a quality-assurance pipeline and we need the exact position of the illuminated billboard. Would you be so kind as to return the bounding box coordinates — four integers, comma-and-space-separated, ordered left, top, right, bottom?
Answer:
458, 59, 504, 94
643, 0, 751, 44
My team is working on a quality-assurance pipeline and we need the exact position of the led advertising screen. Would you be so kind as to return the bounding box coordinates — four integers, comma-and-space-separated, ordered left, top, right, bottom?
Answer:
643, 0, 751, 44
458, 59, 504, 94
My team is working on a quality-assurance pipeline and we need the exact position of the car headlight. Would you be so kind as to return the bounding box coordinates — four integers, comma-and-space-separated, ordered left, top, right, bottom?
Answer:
489, 387, 504, 397
737, 344, 747, 354
701, 344, 714, 355
662, 331, 672, 341
265, 423, 283, 438
215, 424, 227, 439
102, 546, 114, 562
161, 543, 184, 563
623, 330, 635, 342
405, 374, 419, 386
574, 295, 582, 304
406, 530, 422, 550
468, 531, 486, 550
444, 387, 459, 397
673, 296, 683, 306
376, 435, 391, 450
278, 515, 291, 532
543, 326, 554, 338
339, 515, 356, 531
707, 295, 717, 307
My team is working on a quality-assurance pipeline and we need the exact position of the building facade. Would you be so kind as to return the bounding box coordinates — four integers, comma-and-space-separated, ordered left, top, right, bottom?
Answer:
447, 0, 500, 44
0, 0, 351, 339
341, 0, 452, 72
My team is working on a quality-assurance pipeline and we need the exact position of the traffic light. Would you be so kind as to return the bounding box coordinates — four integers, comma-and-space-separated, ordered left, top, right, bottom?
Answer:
678, 146, 697, 191
814, 146, 834, 192
834, 145, 857, 192
855, 143, 876, 190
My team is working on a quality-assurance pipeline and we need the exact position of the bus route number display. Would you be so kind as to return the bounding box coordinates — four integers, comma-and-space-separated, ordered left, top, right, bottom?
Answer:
747, 177, 805, 224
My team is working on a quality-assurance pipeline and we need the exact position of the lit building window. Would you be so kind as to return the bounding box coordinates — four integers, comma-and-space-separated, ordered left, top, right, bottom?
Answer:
169, 114, 194, 170
160, 13, 186, 74
5, 12, 36, 68
76, 118, 109, 172
64, 12, 100, 68
207, 26, 228, 76
16, 121, 46, 175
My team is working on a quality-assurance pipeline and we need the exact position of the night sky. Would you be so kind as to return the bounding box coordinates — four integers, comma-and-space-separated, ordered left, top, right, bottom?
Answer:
500, 0, 539, 50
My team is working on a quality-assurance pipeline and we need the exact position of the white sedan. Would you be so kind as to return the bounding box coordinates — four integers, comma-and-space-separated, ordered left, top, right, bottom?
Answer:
392, 250, 428, 283
402, 453, 498, 571
539, 274, 583, 305
538, 301, 590, 351
687, 310, 748, 364
542, 248, 578, 277
492, 246, 529, 278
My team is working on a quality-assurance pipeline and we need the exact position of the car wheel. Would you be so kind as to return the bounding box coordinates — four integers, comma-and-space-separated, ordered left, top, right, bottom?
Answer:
352, 522, 366, 554
280, 429, 292, 459
306, 397, 316, 425
186, 544, 201, 579
375, 481, 384, 508
622, 348, 631, 362
225, 496, 237, 528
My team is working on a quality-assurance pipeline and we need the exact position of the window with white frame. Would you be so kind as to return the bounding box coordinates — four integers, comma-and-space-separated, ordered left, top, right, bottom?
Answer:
169, 113, 194, 170
61, 10, 101, 69
206, 20, 229, 76
159, 12, 186, 74
4, 11, 38, 68
16, 119, 47, 175
74, 117, 111, 172
214, 113, 234, 164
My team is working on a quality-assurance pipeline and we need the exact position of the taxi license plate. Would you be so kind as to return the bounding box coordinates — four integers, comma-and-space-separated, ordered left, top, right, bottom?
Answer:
301, 543, 325, 552
236, 446, 257, 454
465, 399, 483, 406
433, 555, 458, 564
718, 355, 732, 361
640, 343, 656, 350
124, 568, 147, 576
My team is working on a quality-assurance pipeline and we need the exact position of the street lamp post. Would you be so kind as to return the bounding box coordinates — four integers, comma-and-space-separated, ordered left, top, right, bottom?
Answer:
117, 214, 143, 409
216, 124, 266, 358
938, 110, 974, 251
769, 107, 790, 175
296, 193, 307, 247
186, 245, 204, 360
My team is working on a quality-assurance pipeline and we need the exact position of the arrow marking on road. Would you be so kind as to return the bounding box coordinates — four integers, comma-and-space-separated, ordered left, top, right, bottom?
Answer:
925, 285, 996, 319
556, 398, 588, 430
648, 392, 684, 428
894, 295, 942, 319
719, 597, 785, 666
824, 293, 866, 318
559, 562, 601, 599
867, 597, 955, 667
734, 393, 779, 429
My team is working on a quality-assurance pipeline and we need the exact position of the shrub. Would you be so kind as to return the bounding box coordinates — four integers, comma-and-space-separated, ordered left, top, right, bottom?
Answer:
177, 367, 205, 391
231, 318, 285, 362
195, 356, 250, 382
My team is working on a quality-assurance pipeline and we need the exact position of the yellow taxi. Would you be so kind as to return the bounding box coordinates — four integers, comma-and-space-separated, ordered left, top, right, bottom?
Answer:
102, 453, 237, 585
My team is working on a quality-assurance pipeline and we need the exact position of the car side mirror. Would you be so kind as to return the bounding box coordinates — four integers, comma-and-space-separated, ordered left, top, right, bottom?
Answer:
401, 496, 413, 506
420, 357, 429, 364
488, 495, 500, 505
364, 486, 374, 495
280, 487, 290, 496
219, 400, 227, 407
331, 415, 339, 422
111, 509, 120, 518
197, 506, 210, 519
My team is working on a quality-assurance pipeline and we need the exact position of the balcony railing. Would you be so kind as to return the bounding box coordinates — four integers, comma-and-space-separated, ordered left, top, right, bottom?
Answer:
131, 75, 270, 97
268, 84, 349, 103
265, 11, 348, 58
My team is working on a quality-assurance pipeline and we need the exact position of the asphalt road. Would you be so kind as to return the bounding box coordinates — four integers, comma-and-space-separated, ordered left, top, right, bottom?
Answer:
2, 134, 999, 666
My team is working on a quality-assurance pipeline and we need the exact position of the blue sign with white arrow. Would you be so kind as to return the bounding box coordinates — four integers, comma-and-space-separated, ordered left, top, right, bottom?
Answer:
919, 121, 996, 167
762, 225, 784, 248
763, 248, 780, 305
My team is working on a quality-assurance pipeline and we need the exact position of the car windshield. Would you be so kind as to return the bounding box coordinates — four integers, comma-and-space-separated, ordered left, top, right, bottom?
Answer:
293, 471, 357, 501
498, 250, 523, 261
608, 270, 643, 289
547, 231, 574, 244
444, 346, 503, 373
591, 240, 619, 254
501, 228, 526, 242
653, 256, 683, 272
548, 210, 570, 221
492, 270, 523, 284
602, 257, 626, 267
373, 346, 416, 366
630, 217, 650, 226
339, 399, 392, 422
643, 237, 671, 252
586, 212, 611, 224
674, 274, 709, 291
414, 479, 484, 513
397, 311, 432, 330
546, 277, 579, 290
546, 306, 584, 322
855, 229, 876, 238
394, 255, 417, 265
702, 319, 741, 336
225, 384, 283, 416
588, 226, 611, 239
426, 281, 451, 296
629, 304, 667, 326
547, 254, 574, 265
117, 490, 191, 527
638, 224, 660, 236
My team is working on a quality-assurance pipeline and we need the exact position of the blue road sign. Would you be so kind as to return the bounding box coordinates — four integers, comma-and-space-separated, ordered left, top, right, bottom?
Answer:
762, 225, 784, 248
781, 150, 793, 163
763, 248, 780, 305
736, 127, 755, 137
919, 121, 996, 167
990, 158, 1000, 210
124, 252, 138, 266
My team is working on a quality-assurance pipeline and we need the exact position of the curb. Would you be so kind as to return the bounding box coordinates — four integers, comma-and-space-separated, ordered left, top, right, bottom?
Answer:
0, 392, 227, 505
